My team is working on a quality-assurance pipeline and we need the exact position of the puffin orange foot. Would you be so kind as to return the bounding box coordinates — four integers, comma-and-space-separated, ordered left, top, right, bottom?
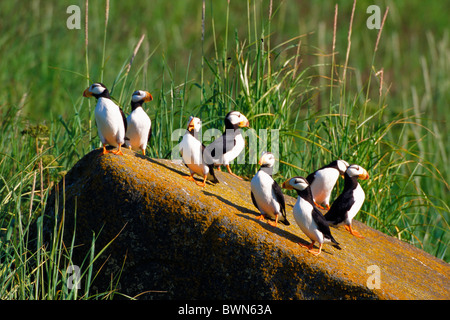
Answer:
111, 145, 124, 155
267, 215, 280, 227
314, 202, 326, 210
194, 175, 207, 187
308, 243, 323, 256
299, 241, 315, 251
345, 225, 364, 238
184, 175, 196, 182
112, 149, 124, 155
100, 145, 111, 156
267, 220, 278, 227
226, 165, 243, 180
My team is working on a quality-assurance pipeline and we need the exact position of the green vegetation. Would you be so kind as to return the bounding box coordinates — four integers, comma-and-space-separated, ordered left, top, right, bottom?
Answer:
0, 0, 448, 299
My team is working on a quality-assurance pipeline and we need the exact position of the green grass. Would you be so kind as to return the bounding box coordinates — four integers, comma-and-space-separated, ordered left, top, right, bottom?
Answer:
0, 0, 448, 299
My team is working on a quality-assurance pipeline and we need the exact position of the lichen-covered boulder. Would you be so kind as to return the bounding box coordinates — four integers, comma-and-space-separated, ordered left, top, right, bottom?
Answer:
43, 148, 450, 299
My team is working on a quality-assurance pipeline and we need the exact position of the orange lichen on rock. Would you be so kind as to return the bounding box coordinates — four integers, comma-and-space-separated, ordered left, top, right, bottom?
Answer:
43, 148, 450, 299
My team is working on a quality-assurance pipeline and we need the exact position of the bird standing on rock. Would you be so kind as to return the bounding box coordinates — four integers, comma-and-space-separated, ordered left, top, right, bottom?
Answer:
125, 90, 153, 156
179, 116, 219, 187
306, 159, 350, 210
204, 111, 249, 180
83, 82, 127, 156
324, 164, 369, 238
282, 176, 340, 256
251, 152, 289, 227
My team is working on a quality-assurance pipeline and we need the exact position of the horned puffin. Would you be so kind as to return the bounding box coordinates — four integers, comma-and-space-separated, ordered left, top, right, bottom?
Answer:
250, 152, 289, 227
124, 90, 153, 155
324, 164, 369, 238
306, 159, 350, 210
83, 82, 127, 155
204, 111, 249, 180
179, 116, 219, 187
282, 176, 340, 256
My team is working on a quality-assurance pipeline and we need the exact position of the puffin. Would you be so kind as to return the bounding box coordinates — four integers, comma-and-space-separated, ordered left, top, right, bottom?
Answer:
124, 90, 153, 155
179, 116, 219, 187
324, 164, 369, 238
250, 152, 289, 227
204, 111, 249, 180
306, 159, 350, 210
282, 176, 340, 256
83, 82, 127, 155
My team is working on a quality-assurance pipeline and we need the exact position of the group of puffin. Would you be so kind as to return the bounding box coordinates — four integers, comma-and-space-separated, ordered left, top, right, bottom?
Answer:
83, 83, 153, 156
251, 153, 369, 255
179, 112, 249, 186
83, 82, 369, 256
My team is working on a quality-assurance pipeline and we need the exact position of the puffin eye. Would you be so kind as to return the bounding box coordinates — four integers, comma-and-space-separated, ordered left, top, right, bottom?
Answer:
90, 83, 105, 95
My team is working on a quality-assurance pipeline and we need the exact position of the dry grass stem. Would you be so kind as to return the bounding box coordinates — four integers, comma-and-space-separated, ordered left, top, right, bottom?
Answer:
127, 34, 146, 74
342, 0, 356, 83
375, 7, 390, 52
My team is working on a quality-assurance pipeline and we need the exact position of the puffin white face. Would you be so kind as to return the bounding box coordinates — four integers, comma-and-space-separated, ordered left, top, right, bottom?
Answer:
132, 90, 153, 103
337, 160, 350, 174
226, 111, 250, 128
186, 116, 202, 133
258, 151, 275, 167
282, 176, 309, 191
346, 164, 369, 180
83, 82, 107, 97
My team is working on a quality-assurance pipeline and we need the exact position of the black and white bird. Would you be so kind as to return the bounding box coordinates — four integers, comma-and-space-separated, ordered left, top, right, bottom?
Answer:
124, 90, 153, 156
250, 152, 289, 227
179, 116, 219, 187
83, 82, 127, 155
306, 159, 350, 210
324, 164, 369, 238
204, 111, 249, 180
282, 176, 340, 256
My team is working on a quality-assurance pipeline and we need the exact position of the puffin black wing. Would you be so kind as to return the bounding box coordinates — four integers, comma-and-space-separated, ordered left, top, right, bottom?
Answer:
208, 133, 236, 159
206, 134, 220, 158
324, 190, 355, 225
306, 170, 317, 185
147, 126, 152, 143
119, 107, 127, 132
272, 181, 290, 225
250, 191, 259, 210
312, 208, 339, 246
201, 142, 219, 184
222, 132, 237, 155
207, 164, 219, 183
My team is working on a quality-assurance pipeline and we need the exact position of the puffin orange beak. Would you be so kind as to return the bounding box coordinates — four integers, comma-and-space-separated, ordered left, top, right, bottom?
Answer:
258, 153, 268, 166
83, 88, 93, 98
188, 118, 195, 131
144, 91, 153, 102
238, 115, 250, 128
239, 119, 250, 128
359, 169, 369, 180
282, 179, 293, 190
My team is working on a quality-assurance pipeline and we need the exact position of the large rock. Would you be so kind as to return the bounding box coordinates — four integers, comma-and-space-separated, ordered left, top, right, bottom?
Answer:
43, 148, 450, 299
